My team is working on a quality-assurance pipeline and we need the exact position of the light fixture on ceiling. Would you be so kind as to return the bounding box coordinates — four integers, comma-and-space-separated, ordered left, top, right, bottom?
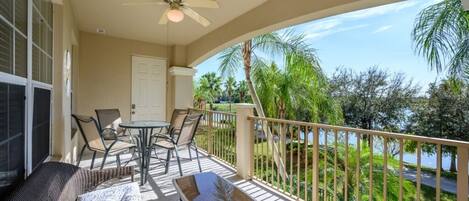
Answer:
123, 0, 218, 27
167, 8, 184, 22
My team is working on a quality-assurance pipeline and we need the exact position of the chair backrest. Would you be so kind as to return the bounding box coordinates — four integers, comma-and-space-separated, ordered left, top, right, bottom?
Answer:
176, 114, 203, 146
95, 109, 123, 132
72, 114, 105, 151
169, 109, 189, 135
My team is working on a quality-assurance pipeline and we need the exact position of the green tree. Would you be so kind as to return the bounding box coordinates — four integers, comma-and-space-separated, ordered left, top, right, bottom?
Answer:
219, 30, 320, 180
236, 80, 249, 103
408, 80, 469, 172
218, 30, 319, 119
199, 72, 222, 110
330, 67, 419, 132
252, 56, 342, 123
412, 0, 469, 80
194, 81, 210, 109
224, 77, 236, 112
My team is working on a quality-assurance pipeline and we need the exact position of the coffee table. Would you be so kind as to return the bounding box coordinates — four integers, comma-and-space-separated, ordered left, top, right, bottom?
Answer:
173, 172, 254, 201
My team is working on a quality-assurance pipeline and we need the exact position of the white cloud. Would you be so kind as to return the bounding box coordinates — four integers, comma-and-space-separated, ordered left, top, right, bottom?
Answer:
305, 24, 369, 40
307, 19, 342, 31
372, 25, 393, 34
341, 0, 418, 19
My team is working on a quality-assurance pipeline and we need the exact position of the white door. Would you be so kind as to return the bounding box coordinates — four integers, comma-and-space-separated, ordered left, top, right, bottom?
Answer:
131, 56, 166, 121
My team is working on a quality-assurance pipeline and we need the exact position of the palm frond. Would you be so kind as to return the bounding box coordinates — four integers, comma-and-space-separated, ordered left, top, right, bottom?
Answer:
218, 44, 243, 77
412, 0, 469, 76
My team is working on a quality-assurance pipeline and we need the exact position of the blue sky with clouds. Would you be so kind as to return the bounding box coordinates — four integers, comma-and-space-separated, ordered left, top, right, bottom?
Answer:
196, 0, 443, 92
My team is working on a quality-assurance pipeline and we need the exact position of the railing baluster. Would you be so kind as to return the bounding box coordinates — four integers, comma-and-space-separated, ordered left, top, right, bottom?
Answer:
399, 138, 404, 201
255, 118, 258, 177
345, 131, 349, 201
208, 111, 213, 155
282, 123, 287, 192
457, 146, 469, 201
271, 122, 275, 187
261, 120, 265, 183
222, 113, 225, 162
289, 124, 293, 197
305, 125, 309, 201
272, 123, 283, 189
383, 137, 388, 201
312, 126, 320, 201
334, 129, 338, 201
297, 125, 301, 199
417, 142, 421, 201
324, 128, 328, 201
356, 133, 360, 201
436, 144, 441, 201
369, 135, 373, 201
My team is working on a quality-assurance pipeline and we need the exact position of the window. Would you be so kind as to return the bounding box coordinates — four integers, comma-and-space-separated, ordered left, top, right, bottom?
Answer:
32, 3, 52, 84
0, 0, 53, 197
0, 83, 25, 197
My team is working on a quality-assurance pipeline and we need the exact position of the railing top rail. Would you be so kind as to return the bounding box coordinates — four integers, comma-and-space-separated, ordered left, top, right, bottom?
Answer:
190, 108, 236, 116
248, 115, 469, 148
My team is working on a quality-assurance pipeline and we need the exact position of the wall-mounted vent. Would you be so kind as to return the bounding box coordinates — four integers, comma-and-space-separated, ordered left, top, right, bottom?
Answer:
96, 28, 106, 34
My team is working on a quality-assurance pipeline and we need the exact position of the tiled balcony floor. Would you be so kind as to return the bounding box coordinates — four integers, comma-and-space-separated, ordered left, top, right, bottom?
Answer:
78, 147, 290, 201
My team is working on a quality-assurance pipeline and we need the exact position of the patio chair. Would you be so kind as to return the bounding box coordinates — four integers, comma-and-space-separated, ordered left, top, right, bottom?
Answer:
153, 114, 203, 176
72, 114, 136, 170
95, 109, 128, 141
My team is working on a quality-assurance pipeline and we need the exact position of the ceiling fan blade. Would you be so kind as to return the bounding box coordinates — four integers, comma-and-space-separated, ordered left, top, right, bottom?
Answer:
122, 0, 166, 6
181, 7, 210, 27
159, 8, 170, 24
182, 0, 219, 8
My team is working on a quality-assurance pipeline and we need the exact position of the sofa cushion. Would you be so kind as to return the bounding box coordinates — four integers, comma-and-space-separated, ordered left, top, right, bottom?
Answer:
78, 182, 141, 201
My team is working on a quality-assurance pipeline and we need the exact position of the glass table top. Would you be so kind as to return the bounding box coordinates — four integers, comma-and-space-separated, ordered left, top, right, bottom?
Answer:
119, 120, 170, 128
173, 172, 254, 201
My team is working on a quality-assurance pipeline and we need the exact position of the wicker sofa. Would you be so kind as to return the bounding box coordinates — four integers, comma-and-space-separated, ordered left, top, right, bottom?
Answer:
6, 162, 134, 201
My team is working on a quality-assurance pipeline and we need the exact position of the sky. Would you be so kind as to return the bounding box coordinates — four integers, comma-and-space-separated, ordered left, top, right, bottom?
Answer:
195, 0, 444, 93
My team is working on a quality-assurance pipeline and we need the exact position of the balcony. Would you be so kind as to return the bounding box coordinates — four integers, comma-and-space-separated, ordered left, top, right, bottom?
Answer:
1, 0, 467, 200
73, 107, 469, 201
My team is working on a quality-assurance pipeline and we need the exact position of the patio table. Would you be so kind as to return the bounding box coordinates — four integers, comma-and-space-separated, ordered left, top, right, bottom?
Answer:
119, 120, 170, 185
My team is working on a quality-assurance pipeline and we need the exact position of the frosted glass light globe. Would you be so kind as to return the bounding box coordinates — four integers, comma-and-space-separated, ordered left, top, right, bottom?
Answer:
167, 9, 184, 23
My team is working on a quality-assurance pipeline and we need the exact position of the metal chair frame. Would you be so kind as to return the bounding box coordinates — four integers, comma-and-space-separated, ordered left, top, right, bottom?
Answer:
153, 114, 203, 176
72, 114, 135, 170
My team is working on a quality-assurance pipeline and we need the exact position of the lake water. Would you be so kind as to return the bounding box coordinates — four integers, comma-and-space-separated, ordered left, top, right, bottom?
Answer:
298, 131, 453, 170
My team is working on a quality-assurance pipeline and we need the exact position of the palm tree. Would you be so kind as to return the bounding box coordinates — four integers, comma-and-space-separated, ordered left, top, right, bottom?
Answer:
218, 30, 323, 181
236, 80, 249, 103
253, 55, 342, 123
224, 77, 236, 112
412, 0, 469, 80
199, 72, 222, 110
218, 30, 318, 118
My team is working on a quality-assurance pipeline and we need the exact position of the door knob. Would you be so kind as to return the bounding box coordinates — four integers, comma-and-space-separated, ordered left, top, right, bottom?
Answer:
131, 111, 135, 114
131, 104, 136, 109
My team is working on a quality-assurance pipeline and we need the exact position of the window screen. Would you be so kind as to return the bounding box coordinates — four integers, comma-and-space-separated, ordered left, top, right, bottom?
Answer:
0, 83, 25, 198
31, 88, 50, 170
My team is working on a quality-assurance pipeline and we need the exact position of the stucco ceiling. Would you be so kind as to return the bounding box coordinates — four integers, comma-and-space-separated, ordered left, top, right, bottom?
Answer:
70, 0, 267, 45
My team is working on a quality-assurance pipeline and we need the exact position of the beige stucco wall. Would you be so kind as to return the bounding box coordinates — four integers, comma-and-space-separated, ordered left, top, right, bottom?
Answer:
77, 32, 173, 122
52, 0, 80, 163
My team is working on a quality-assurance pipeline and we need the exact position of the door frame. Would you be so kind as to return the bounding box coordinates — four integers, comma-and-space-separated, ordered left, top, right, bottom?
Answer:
131, 55, 167, 121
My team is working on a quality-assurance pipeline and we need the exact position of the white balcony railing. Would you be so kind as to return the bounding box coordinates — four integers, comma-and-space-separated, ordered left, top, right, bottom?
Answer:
194, 105, 469, 201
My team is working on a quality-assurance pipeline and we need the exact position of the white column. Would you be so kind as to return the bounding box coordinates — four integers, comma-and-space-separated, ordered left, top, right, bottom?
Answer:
235, 104, 255, 179
169, 67, 196, 109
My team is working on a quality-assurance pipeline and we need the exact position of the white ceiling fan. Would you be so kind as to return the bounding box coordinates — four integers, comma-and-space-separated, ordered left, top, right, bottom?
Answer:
123, 0, 219, 27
